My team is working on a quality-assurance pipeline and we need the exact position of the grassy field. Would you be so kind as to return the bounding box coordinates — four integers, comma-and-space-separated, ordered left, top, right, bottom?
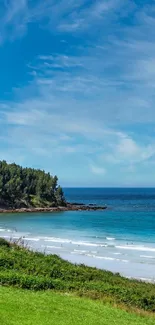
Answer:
0, 286, 155, 325
0, 237, 155, 325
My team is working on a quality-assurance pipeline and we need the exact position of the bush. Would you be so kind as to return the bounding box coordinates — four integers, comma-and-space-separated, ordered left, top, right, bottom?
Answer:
0, 238, 10, 247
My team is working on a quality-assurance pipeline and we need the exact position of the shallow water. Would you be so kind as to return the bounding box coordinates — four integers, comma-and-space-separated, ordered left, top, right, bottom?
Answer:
0, 188, 155, 282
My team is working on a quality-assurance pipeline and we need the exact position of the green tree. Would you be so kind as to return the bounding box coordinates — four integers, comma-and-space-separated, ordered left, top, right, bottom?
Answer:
0, 161, 66, 207
5, 177, 22, 206
55, 186, 66, 206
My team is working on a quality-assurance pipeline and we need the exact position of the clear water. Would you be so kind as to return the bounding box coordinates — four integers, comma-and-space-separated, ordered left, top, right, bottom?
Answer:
0, 188, 155, 282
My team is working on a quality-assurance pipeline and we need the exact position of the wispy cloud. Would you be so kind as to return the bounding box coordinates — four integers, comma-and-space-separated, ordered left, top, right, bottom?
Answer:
4, 0, 27, 24
57, 0, 122, 32
0, 0, 28, 41
1, 36, 155, 174
0, 0, 125, 42
103, 136, 155, 166
90, 164, 106, 176
1, 1, 155, 185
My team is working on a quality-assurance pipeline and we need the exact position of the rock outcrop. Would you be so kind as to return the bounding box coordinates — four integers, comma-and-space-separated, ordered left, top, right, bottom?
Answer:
0, 203, 107, 213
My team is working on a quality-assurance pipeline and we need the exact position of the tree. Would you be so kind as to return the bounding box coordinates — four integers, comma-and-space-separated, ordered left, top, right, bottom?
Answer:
0, 161, 66, 207
52, 176, 58, 191
55, 186, 66, 206
5, 177, 22, 206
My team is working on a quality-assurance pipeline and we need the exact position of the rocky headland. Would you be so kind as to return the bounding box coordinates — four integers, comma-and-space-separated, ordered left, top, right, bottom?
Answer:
0, 203, 107, 213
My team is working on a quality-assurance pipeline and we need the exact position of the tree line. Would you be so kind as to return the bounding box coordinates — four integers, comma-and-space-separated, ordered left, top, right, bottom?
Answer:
0, 161, 65, 208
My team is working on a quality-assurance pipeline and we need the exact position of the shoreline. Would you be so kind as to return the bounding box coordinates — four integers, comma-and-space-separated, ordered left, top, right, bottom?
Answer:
1, 233, 155, 284
1, 230, 155, 283
1, 234, 155, 285
60, 252, 155, 284
0, 203, 107, 213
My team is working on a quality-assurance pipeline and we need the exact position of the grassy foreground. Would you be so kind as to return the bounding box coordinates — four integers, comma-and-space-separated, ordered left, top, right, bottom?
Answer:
0, 238, 155, 314
0, 286, 155, 325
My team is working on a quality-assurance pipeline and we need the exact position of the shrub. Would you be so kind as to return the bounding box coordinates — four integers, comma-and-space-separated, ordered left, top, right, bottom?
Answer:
0, 238, 10, 247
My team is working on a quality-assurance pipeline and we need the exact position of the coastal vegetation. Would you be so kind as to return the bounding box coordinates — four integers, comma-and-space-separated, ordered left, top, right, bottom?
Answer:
0, 161, 65, 208
0, 238, 155, 314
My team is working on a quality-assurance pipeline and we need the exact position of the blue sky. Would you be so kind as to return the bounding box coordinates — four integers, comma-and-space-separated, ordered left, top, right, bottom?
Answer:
1, 0, 155, 187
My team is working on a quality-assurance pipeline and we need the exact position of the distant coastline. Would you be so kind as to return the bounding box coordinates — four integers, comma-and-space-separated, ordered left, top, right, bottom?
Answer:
0, 161, 109, 213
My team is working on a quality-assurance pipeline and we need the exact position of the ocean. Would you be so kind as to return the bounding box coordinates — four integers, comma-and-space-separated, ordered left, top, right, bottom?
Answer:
0, 188, 155, 282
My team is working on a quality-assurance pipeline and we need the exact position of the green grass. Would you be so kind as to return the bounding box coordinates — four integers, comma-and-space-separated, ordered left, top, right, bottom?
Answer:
0, 239, 155, 313
0, 286, 154, 325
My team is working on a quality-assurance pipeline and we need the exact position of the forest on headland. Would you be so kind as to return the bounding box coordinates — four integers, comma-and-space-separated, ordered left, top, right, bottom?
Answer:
0, 161, 65, 208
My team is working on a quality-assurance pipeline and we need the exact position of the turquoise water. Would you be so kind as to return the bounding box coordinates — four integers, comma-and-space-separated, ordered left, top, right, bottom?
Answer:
0, 188, 155, 281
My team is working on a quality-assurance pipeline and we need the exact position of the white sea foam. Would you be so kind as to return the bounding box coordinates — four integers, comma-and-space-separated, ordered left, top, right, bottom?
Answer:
106, 237, 115, 241
42, 236, 118, 248
71, 251, 129, 263
41, 245, 62, 249
116, 245, 155, 252
24, 238, 40, 242
85, 254, 129, 263
127, 276, 155, 283
0, 228, 14, 232
2, 234, 106, 248
45, 237, 71, 244
140, 255, 155, 259
92, 256, 116, 261
73, 241, 99, 247
44, 237, 99, 247
74, 249, 88, 253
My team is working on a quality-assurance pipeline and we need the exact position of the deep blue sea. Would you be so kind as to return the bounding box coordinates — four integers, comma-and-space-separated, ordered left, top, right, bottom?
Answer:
0, 188, 155, 282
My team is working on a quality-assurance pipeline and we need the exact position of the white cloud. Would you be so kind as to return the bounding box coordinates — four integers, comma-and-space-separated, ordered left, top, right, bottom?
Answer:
4, 0, 27, 24
58, 0, 122, 32
103, 136, 155, 166
1, 42, 155, 171
90, 164, 106, 175
117, 137, 140, 158
0, 0, 125, 42
117, 137, 155, 163
1, 1, 155, 184
2, 2, 155, 126
1, 0, 28, 41
2, 96, 155, 170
